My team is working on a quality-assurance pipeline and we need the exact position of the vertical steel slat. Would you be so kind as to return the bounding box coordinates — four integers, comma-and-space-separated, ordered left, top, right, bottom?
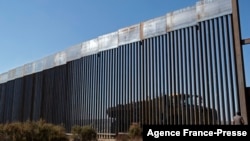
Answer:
98, 54, 101, 130
104, 51, 108, 132
93, 54, 96, 127
199, 22, 205, 124
121, 45, 125, 131
109, 50, 112, 133
102, 53, 105, 131
95, 54, 99, 128
222, 16, 231, 123
142, 39, 145, 125
134, 42, 137, 123
150, 38, 153, 125
185, 27, 190, 124
206, 20, 212, 124
166, 33, 171, 125
99, 53, 102, 132
146, 38, 150, 125
176, 30, 181, 124
155, 36, 161, 125
213, 18, 221, 125
152, 37, 155, 125
145, 39, 148, 125
88, 55, 92, 126
138, 41, 143, 126
227, 15, 237, 124
216, 18, 223, 124
89, 55, 92, 126
179, 29, 185, 124
152, 37, 156, 125
206, 20, 214, 124
111, 49, 114, 133
218, 17, 226, 124
186, 27, 192, 124
164, 34, 168, 125
66, 63, 71, 130
163, 34, 166, 125
102, 51, 106, 131
75, 61, 79, 125
169, 31, 173, 124
191, 26, 196, 124
84, 57, 88, 126
135, 42, 139, 124
142, 40, 146, 125
209, 19, 217, 125
108, 50, 111, 133
109, 50, 111, 132
193, 25, 198, 125
81, 58, 85, 126
196, 24, 201, 124
202, 21, 209, 124
125, 44, 128, 130
84, 57, 88, 130
128, 43, 132, 127
133, 42, 136, 123
182, 29, 186, 124
126, 43, 129, 129
150, 38, 154, 125
172, 31, 177, 124
225, 16, 234, 124
113, 48, 118, 133
158, 36, 162, 125
72, 61, 77, 125
118, 46, 121, 132
97, 53, 101, 132
71, 62, 75, 125
220, 16, 228, 124
179, 29, 184, 124
77, 60, 81, 125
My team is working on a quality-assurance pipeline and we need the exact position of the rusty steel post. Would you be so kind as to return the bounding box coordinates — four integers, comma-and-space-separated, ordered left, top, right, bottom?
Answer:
232, 0, 248, 124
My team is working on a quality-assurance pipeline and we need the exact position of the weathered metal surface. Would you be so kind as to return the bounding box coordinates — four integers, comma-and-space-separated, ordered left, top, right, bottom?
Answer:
0, 72, 8, 83
54, 51, 67, 66
81, 39, 99, 57
65, 43, 82, 62
32, 59, 44, 73
166, 6, 196, 32
118, 24, 140, 46
98, 32, 118, 51
196, 0, 232, 21
23, 63, 33, 76
143, 16, 166, 39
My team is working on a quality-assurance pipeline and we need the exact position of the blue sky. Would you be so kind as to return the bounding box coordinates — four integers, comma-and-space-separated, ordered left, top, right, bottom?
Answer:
0, 0, 249, 86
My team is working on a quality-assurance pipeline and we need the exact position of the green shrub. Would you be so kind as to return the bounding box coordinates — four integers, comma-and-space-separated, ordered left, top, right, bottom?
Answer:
33, 119, 68, 141
0, 119, 68, 141
128, 123, 142, 140
71, 125, 97, 141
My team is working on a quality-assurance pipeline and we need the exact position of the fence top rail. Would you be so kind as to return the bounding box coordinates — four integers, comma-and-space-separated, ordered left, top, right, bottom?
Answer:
0, 0, 232, 84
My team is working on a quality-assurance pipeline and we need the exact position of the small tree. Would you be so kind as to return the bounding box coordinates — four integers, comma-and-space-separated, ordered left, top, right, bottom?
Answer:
71, 125, 97, 141
128, 123, 142, 141
81, 126, 97, 141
